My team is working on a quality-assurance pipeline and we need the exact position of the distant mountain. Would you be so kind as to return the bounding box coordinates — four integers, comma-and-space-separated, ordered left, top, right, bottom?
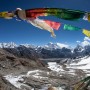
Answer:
4, 45, 39, 60
0, 42, 90, 59
73, 44, 90, 58
0, 42, 17, 48
36, 42, 72, 58
42, 42, 70, 50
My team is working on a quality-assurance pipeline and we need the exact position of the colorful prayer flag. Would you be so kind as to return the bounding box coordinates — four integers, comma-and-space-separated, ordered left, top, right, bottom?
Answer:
25, 8, 85, 20
27, 18, 56, 37
44, 20, 61, 30
83, 29, 90, 37
64, 24, 81, 31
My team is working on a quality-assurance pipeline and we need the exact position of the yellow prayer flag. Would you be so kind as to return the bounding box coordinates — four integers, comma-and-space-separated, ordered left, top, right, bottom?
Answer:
0, 12, 8, 18
83, 29, 90, 37
0, 11, 14, 19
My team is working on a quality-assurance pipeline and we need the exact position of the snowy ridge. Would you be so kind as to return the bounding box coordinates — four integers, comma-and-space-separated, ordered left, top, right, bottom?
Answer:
20, 44, 36, 48
0, 42, 70, 49
0, 42, 17, 48
42, 42, 70, 50
68, 56, 90, 70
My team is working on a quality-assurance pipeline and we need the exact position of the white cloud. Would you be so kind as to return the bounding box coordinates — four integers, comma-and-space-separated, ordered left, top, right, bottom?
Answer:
76, 37, 90, 47
81, 41, 90, 47
84, 37, 90, 41
81, 37, 90, 47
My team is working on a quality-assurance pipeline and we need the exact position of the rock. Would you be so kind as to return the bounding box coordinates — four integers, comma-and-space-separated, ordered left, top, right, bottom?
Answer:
48, 86, 57, 90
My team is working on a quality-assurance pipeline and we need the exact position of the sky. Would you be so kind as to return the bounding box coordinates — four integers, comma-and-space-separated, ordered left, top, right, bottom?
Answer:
0, 0, 90, 46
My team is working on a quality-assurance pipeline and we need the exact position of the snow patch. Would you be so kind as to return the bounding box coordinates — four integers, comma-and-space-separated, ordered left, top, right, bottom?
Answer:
69, 56, 90, 70
48, 62, 76, 75
48, 62, 64, 72
4, 74, 26, 89
4, 70, 49, 89
27, 70, 48, 79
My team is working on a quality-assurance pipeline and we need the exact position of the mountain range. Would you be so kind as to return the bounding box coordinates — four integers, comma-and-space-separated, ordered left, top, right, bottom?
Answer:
0, 42, 90, 59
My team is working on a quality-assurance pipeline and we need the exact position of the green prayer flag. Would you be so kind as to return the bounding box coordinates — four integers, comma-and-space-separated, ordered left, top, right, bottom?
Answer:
46, 8, 85, 20
64, 24, 81, 31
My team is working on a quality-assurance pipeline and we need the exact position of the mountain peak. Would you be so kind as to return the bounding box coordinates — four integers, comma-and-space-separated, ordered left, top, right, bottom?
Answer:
43, 42, 70, 50
56, 43, 70, 49
0, 42, 17, 48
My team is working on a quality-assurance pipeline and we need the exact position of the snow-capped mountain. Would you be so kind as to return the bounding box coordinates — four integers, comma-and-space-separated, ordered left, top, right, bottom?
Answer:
73, 44, 90, 58
0, 42, 17, 48
0, 42, 70, 49
0, 41, 90, 58
42, 42, 70, 50
20, 44, 36, 49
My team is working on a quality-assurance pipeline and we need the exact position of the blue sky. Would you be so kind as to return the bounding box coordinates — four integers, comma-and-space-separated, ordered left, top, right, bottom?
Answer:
0, 0, 90, 46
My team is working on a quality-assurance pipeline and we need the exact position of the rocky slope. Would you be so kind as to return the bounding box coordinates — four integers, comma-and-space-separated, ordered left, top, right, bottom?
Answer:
0, 48, 46, 90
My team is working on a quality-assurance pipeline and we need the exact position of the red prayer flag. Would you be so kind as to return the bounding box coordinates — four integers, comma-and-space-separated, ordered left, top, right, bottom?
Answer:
44, 20, 61, 30
26, 9, 46, 18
